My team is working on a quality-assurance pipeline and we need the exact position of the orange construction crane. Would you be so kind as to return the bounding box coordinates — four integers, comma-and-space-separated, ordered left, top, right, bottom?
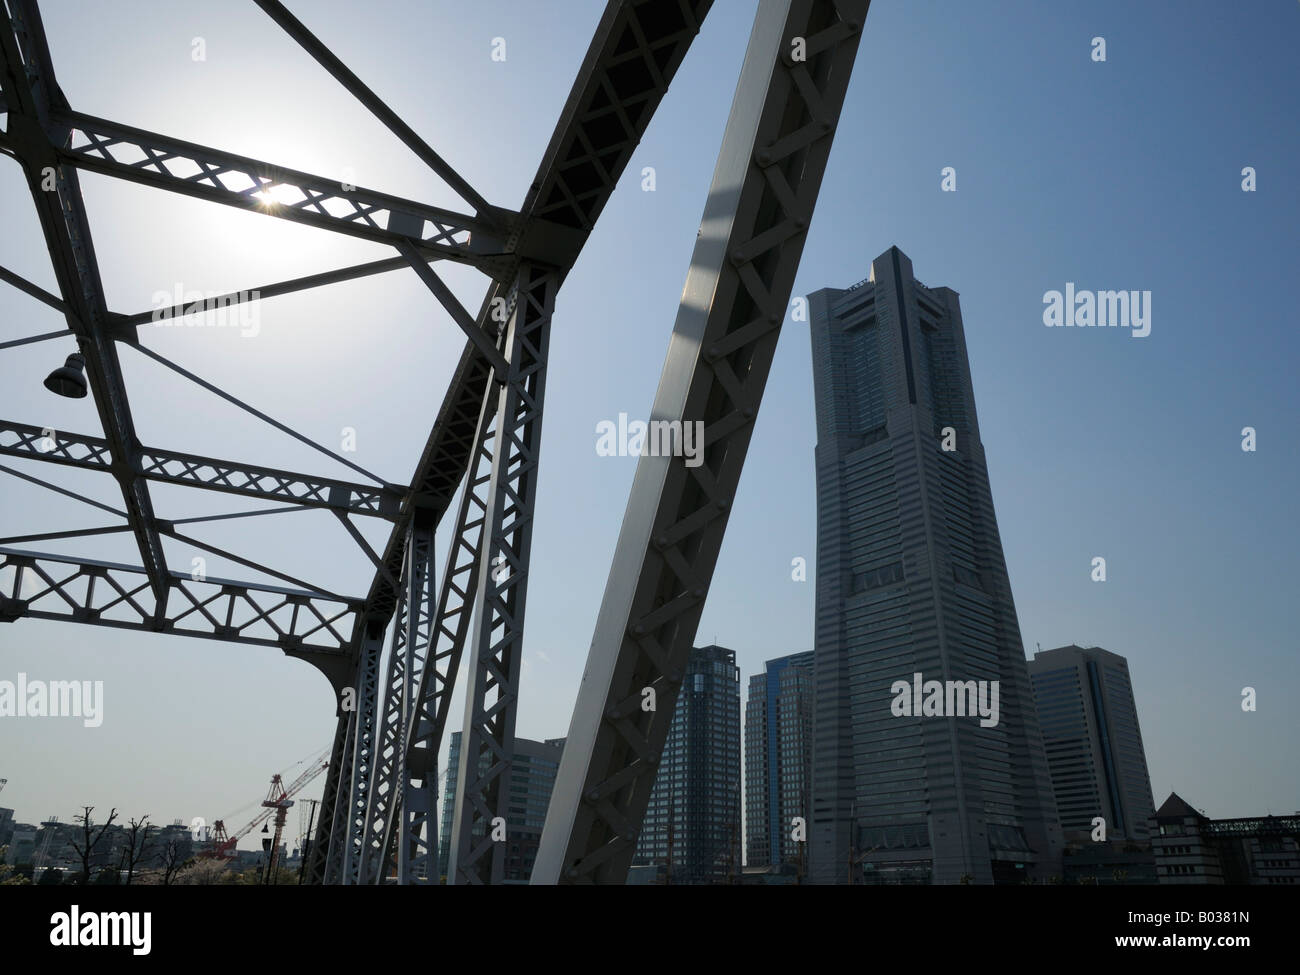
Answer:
259, 774, 292, 884
205, 751, 329, 862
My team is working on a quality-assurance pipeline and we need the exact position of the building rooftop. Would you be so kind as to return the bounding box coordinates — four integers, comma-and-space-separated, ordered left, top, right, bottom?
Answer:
1154, 792, 1206, 821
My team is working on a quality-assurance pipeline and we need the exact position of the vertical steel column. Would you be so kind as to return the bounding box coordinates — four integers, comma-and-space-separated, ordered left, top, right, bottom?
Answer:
306, 707, 350, 883
448, 264, 558, 884
361, 512, 436, 883
323, 706, 356, 884
397, 393, 500, 883
534, 0, 870, 884
339, 624, 384, 884
390, 517, 437, 884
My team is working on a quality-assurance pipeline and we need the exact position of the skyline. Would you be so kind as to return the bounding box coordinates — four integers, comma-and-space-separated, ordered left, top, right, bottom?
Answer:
0, 640, 1276, 864
1, 0, 1298, 858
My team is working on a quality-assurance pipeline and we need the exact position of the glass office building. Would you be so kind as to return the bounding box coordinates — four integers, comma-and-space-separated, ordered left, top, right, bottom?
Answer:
808, 246, 1062, 884
745, 651, 814, 869
1029, 644, 1155, 841
437, 732, 564, 883
635, 644, 742, 883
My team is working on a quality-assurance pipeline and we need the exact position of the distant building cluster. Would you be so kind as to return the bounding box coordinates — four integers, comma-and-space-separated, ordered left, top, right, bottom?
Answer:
0, 814, 287, 883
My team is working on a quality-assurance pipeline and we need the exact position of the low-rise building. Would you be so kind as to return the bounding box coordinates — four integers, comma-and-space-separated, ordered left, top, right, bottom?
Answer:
1151, 792, 1300, 885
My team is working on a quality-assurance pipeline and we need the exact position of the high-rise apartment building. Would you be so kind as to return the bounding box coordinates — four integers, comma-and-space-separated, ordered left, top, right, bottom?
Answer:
1028, 644, 1155, 841
808, 246, 1062, 884
634, 644, 741, 883
437, 733, 564, 883
744, 651, 814, 869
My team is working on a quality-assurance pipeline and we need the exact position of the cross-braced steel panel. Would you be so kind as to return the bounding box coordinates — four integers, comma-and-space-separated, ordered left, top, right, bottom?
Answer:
448, 264, 557, 885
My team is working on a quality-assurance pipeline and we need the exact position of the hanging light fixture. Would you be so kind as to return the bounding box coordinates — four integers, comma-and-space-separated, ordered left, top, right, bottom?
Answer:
43, 352, 88, 398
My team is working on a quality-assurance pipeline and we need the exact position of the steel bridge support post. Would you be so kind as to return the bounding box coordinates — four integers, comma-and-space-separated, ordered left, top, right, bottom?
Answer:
325, 712, 361, 883
305, 708, 350, 883
533, 0, 870, 884
360, 512, 436, 884
395, 394, 499, 884
338, 623, 384, 884
448, 264, 558, 884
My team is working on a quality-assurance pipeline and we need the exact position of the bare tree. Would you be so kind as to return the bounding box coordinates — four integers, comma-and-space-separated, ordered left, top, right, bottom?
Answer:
69, 806, 118, 885
160, 838, 188, 886
123, 815, 153, 886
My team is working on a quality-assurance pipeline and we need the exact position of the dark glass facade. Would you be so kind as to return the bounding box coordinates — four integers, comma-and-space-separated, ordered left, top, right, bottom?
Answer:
1029, 645, 1155, 841
744, 651, 814, 869
437, 733, 564, 883
808, 246, 1062, 884
635, 644, 741, 883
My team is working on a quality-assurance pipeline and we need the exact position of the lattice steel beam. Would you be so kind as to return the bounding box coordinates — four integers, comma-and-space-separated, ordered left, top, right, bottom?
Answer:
448, 264, 557, 885
0, 420, 111, 471
523, 0, 715, 234
534, 0, 870, 884
0, 419, 402, 519
48, 109, 522, 277
0, 546, 359, 655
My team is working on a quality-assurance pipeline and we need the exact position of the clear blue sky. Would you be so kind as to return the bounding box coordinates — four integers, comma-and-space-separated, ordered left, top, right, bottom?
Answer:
1, 0, 1296, 848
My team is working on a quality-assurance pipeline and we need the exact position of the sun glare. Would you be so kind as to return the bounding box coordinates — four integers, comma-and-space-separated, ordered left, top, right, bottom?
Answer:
252, 182, 301, 208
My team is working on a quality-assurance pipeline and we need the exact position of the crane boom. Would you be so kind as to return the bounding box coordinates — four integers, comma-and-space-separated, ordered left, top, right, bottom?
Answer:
207, 752, 330, 858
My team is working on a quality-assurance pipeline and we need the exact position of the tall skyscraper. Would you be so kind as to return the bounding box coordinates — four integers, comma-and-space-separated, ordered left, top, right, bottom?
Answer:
745, 651, 814, 869
437, 732, 564, 883
808, 246, 1062, 884
1028, 644, 1155, 841
634, 644, 741, 884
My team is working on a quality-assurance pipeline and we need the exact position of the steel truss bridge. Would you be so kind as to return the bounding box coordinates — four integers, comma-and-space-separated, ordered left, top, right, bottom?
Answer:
0, 0, 869, 883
